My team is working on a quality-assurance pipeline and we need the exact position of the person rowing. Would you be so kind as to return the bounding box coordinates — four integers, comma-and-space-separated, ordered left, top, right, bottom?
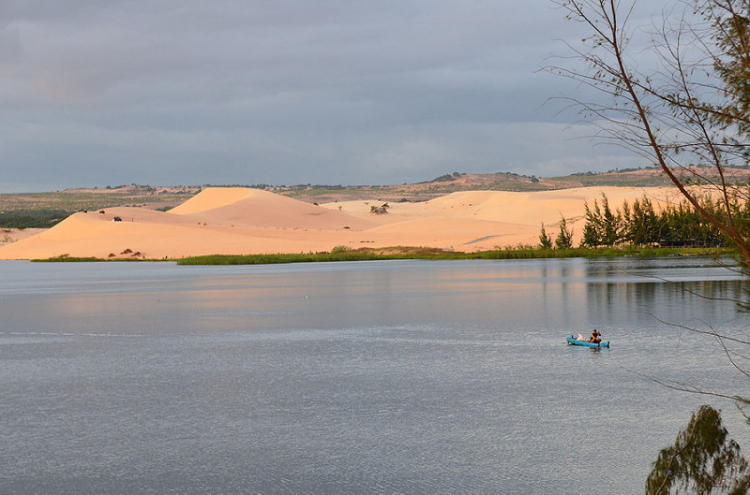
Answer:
590, 329, 601, 344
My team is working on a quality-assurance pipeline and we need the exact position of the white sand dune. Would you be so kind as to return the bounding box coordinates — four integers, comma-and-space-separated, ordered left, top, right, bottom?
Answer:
172, 188, 376, 230
0, 186, 681, 260
167, 187, 257, 215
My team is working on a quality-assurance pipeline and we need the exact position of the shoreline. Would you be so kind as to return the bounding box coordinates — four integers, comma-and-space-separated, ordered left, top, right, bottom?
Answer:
29, 246, 726, 265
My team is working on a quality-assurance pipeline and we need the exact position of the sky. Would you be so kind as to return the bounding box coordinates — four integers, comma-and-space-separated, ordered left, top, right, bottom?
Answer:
0, 0, 661, 192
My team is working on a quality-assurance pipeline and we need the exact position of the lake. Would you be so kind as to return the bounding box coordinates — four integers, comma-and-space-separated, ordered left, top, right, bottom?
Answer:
1, 257, 748, 494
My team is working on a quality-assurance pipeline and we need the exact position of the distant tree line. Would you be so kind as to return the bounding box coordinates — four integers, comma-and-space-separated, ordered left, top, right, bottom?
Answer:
0, 210, 68, 229
540, 193, 749, 250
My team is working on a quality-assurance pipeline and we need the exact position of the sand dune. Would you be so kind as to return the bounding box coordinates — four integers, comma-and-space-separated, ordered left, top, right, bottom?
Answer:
167, 187, 257, 215
172, 188, 376, 230
0, 186, 681, 260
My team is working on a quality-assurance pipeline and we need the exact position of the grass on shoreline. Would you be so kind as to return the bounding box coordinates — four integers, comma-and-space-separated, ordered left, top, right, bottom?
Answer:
173, 246, 723, 265
33, 254, 145, 262
31, 246, 725, 264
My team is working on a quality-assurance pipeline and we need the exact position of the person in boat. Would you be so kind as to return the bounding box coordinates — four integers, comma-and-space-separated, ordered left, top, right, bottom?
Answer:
590, 329, 601, 344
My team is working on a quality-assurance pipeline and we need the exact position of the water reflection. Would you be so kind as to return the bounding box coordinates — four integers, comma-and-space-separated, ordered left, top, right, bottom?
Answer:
1, 258, 746, 338
583, 258, 748, 333
0, 258, 748, 495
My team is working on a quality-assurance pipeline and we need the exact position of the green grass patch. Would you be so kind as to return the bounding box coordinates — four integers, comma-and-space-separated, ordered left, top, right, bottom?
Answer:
174, 246, 723, 265
32, 254, 106, 262
31, 254, 155, 262
30, 246, 725, 264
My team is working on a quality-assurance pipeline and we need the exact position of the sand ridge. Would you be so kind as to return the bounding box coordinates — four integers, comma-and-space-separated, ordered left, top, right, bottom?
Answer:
0, 186, 680, 260
172, 188, 377, 230
167, 187, 257, 215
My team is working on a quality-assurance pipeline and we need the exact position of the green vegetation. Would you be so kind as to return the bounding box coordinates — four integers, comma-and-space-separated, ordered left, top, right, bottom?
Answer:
170, 246, 718, 266
554, 216, 574, 249
546, 171, 672, 188
32, 254, 155, 262
538, 223, 553, 250
431, 173, 459, 183
33, 254, 107, 262
28, 233, 722, 265
577, 193, 741, 249
646, 405, 750, 495
0, 186, 198, 229
0, 209, 69, 229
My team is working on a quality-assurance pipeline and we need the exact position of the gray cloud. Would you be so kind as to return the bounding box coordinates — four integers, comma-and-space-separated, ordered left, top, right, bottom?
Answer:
0, 0, 656, 192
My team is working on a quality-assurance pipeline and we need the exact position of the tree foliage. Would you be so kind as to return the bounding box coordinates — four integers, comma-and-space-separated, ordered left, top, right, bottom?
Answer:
629, 196, 660, 246
578, 193, 730, 247
555, 216, 575, 248
539, 222, 554, 249
580, 193, 624, 246
0, 210, 69, 229
646, 405, 750, 495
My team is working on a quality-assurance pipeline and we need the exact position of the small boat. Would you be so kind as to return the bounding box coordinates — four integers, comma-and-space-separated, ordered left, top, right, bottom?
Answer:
566, 335, 610, 348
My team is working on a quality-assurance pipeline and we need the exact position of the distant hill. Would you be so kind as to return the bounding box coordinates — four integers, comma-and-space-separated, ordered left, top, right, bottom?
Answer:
276, 167, 749, 203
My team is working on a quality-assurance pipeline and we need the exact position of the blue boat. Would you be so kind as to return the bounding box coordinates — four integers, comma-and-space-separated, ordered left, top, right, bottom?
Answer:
566, 335, 610, 348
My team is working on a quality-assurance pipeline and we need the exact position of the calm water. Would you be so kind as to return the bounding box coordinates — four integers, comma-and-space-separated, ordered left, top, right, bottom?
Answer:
1, 257, 748, 494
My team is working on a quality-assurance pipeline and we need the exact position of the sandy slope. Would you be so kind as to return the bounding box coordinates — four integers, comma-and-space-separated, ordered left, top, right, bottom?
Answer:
0, 186, 680, 260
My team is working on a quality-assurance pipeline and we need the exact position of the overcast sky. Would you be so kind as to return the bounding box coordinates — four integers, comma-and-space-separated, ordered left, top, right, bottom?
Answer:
0, 0, 661, 192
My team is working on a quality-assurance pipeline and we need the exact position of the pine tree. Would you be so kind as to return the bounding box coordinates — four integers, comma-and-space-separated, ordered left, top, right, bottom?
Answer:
581, 201, 601, 247
555, 216, 574, 249
539, 223, 553, 250
600, 194, 621, 246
